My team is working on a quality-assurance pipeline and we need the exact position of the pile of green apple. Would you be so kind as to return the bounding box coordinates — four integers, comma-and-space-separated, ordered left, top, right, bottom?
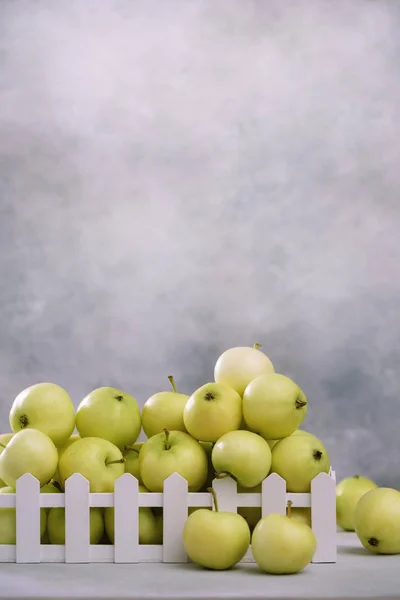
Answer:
1, 343, 398, 572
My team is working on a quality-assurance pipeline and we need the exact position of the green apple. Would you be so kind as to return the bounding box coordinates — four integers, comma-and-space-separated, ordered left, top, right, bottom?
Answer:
0, 434, 14, 487
214, 344, 275, 397
183, 383, 242, 442
105, 485, 161, 544
53, 434, 81, 487
0, 486, 47, 544
212, 430, 271, 488
252, 504, 316, 574
266, 428, 312, 449
336, 475, 377, 531
75, 387, 141, 450
47, 506, 104, 544
271, 432, 330, 492
123, 442, 143, 484
139, 430, 208, 492
142, 376, 189, 438
354, 487, 400, 554
183, 487, 250, 569
9, 383, 75, 447
58, 437, 125, 493
243, 373, 307, 440
291, 507, 311, 527
0, 429, 58, 488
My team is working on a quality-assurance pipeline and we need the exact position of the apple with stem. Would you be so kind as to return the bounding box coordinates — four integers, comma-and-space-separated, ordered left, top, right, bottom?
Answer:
58, 437, 125, 493
243, 373, 307, 440
214, 343, 274, 396
183, 486, 250, 569
0, 429, 58, 488
271, 433, 330, 492
336, 475, 377, 531
183, 383, 242, 443
75, 387, 141, 450
142, 376, 189, 438
355, 487, 400, 554
252, 500, 316, 573
9, 383, 75, 447
211, 430, 271, 488
139, 429, 208, 492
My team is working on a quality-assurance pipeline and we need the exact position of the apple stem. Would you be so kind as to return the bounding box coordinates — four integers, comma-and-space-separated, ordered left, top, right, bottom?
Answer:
215, 472, 230, 480
106, 458, 125, 466
207, 487, 219, 512
124, 446, 140, 454
168, 376, 177, 393
253, 343, 262, 349
163, 428, 170, 450
287, 500, 292, 518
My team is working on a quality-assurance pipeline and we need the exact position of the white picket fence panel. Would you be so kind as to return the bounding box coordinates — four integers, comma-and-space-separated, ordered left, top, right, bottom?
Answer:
0, 468, 337, 565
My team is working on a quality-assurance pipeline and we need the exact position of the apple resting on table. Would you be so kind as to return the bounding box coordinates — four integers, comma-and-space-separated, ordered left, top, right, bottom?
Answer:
243, 373, 307, 440
251, 501, 317, 574
0, 429, 58, 488
183, 382, 242, 442
139, 429, 207, 492
214, 343, 274, 396
336, 475, 377, 531
9, 383, 75, 447
183, 487, 250, 570
355, 487, 400, 554
142, 376, 189, 438
75, 387, 141, 450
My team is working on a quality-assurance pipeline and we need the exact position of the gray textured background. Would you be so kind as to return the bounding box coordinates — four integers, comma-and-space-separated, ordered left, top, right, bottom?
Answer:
1, 0, 399, 486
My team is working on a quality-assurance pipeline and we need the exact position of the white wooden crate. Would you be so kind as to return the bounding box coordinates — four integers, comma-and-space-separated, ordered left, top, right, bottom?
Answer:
0, 468, 336, 565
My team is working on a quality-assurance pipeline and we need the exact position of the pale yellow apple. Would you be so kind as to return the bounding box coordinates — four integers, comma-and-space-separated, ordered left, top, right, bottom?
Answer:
9, 383, 75, 447
336, 475, 377, 531
123, 443, 143, 484
271, 433, 330, 492
211, 430, 271, 488
252, 512, 316, 573
0, 486, 47, 544
183, 383, 242, 442
214, 344, 274, 396
105, 485, 161, 544
75, 387, 141, 450
47, 506, 104, 544
142, 376, 188, 438
139, 430, 207, 492
243, 373, 307, 440
0, 429, 58, 488
354, 487, 400, 554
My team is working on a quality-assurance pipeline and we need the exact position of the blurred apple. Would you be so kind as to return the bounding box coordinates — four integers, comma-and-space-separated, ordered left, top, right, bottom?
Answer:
0, 429, 58, 488
142, 376, 188, 438
0, 486, 47, 544
243, 373, 307, 440
183, 487, 250, 569
76, 387, 141, 450
47, 506, 104, 544
139, 430, 207, 492
271, 433, 330, 492
59, 437, 125, 492
336, 475, 377, 531
183, 383, 242, 442
355, 487, 400, 554
214, 344, 274, 396
212, 430, 271, 488
9, 383, 75, 447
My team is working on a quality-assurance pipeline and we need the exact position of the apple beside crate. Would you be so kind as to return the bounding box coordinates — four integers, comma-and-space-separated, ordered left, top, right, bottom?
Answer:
0, 468, 337, 564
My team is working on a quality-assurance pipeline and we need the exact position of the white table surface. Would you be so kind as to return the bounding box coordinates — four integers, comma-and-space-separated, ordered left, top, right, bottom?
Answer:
0, 533, 399, 600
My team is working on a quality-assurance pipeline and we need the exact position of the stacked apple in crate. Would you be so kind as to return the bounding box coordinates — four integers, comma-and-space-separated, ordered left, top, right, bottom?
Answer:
0, 343, 336, 574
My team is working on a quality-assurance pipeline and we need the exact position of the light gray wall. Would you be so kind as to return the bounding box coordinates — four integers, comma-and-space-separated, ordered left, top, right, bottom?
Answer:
1, 0, 400, 486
